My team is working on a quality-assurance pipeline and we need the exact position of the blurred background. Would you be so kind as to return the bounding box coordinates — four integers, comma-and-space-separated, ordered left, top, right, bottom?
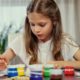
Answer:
0, 0, 80, 54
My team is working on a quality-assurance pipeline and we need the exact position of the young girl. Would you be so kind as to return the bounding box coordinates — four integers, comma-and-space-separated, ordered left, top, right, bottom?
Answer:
0, 0, 80, 70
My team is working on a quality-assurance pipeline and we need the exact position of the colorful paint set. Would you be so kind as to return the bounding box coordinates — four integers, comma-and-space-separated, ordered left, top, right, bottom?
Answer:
29, 64, 63, 80
3, 64, 80, 80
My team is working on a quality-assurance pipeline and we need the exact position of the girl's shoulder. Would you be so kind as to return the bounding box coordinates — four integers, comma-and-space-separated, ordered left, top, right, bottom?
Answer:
61, 33, 80, 60
61, 33, 79, 47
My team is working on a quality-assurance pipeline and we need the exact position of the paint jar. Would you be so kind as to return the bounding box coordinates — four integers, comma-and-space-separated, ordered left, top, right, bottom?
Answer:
25, 68, 31, 77
44, 64, 54, 77
30, 72, 43, 80
75, 69, 80, 77
44, 77, 50, 80
0, 69, 7, 77
7, 65, 18, 77
64, 66, 74, 76
50, 69, 63, 80
29, 64, 43, 80
17, 64, 25, 76
29, 64, 43, 72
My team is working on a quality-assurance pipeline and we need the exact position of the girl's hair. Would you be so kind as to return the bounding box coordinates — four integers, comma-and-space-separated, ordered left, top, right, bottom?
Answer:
24, 0, 63, 64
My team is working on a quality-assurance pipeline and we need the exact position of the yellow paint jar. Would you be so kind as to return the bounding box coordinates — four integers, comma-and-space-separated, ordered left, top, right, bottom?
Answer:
17, 64, 25, 76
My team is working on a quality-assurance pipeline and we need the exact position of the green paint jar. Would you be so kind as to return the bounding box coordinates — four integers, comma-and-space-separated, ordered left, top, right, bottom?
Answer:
44, 77, 50, 80
44, 64, 54, 77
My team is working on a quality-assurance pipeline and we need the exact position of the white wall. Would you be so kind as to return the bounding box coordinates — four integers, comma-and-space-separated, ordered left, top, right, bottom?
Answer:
0, 6, 26, 32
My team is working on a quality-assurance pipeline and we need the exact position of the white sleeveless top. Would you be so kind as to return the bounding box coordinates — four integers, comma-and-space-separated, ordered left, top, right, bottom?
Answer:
8, 33, 79, 65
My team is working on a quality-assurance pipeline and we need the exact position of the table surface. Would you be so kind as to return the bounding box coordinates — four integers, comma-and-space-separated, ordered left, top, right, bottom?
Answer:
0, 75, 80, 80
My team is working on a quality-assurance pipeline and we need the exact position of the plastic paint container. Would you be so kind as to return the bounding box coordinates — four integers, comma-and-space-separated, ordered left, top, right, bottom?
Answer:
17, 64, 25, 76
29, 64, 43, 80
75, 69, 80, 77
29, 64, 43, 72
0, 69, 7, 77
7, 65, 18, 77
8, 71, 18, 77
44, 64, 54, 77
64, 66, 74, 76
25, 68, 31, 77
50, 69, 63, 80
30, 72, 43, 80
44, 77, 50, 80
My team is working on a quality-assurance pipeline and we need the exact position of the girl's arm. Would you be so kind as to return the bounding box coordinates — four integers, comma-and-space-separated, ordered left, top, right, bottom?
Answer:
0, 48, 16, 70
2, 48, 16, 62
48, 49, 80, 69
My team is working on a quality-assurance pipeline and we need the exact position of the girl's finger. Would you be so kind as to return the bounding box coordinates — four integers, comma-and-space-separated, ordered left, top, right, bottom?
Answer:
0, 59, 7, 66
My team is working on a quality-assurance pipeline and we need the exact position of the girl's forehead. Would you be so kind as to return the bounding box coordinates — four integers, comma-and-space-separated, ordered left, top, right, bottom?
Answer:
28, 12, 50, 22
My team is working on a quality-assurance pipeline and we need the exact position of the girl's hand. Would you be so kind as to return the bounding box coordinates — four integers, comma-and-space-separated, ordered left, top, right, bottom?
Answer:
0, 55, 8, 70
48, 61, 64, 68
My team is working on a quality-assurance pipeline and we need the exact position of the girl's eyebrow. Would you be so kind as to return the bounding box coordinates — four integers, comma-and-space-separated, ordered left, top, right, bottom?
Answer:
29, 21, 47, 24
38, 21, 47, 23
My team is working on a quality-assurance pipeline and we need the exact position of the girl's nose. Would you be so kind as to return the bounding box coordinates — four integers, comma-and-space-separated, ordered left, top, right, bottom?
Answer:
34, 26, 41, 33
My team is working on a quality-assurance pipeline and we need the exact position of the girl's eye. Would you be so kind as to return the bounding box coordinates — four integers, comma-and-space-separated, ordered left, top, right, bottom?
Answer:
39, 23, 46, 27
30, 23, 35, 27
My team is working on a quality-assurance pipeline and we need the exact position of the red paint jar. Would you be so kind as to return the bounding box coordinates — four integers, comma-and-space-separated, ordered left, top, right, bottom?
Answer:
64, 66, 74, 76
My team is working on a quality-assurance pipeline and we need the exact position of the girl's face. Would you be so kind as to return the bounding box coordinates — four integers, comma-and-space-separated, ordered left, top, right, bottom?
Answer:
28, 12, 53, 42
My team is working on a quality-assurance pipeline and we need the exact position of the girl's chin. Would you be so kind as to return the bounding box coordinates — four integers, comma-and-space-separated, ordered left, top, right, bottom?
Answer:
38, 38, 47, 42
37, 36, 50, 42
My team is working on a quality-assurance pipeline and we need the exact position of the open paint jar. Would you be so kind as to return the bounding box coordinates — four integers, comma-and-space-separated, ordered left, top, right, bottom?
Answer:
25, 68, 31, 77
30, 72, 43, 80
64, 66, 74, 76
0, 69, 7, 77
29, 64, 43, 80
29, 64, 43, 72
75, 69, 80, 77
7, 65, 18, 77
50, 69, 63, 80
17, 64, 25, 76
44, 64, 54, 77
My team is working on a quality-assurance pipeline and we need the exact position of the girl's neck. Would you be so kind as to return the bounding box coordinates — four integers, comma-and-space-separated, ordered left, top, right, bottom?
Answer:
39, 36, 52, 43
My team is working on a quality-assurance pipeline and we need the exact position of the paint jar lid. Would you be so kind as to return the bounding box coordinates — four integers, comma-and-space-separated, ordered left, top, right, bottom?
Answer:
51, 69, 63, 75
64, 66, 74, 69
29, 64, 43, 71
8, 64, 25, 68
44, 64, 54, 69
31, 71, 42, 75
8, 65, 18, 68
16, 64, 25, 68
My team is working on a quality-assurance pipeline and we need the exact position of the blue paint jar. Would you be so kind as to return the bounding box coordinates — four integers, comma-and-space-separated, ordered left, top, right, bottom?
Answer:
29, 64, 43, 80
8, 71, 18, 77
7, 65, 18, 77
30, 72, 43, 80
